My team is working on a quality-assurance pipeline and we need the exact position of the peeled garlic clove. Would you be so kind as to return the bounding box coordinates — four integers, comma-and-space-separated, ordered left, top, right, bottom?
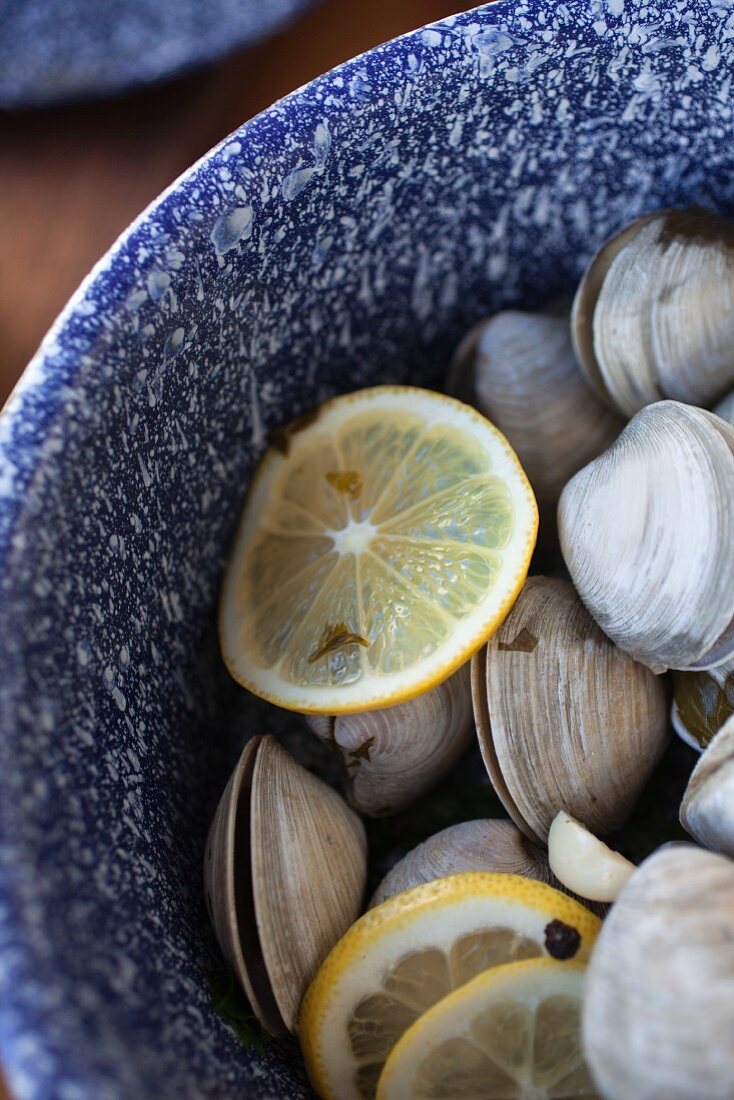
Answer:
671, 660, 734, 752
205, 735, 367, 1036
548, 811, 634, 902
447, 310, 621, 511
306, 664, 473, 817
472, 576, 669, 843
369, 819, 551, 907
572, 206, 734, 417
680, 713, 734, 858
583, 846, 734, 1100
559, 400, 734, 673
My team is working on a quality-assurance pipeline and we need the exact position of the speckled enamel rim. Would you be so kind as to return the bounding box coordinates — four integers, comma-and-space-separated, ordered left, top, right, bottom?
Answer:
0, 0, 318, 109
0, 6, 473, 560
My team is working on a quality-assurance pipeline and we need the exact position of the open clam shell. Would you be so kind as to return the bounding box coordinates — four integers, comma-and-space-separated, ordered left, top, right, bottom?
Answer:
572, 206, 734, 417
559, 401, 734, 674
471, 576, 669, 844
204, 734, 367, 1035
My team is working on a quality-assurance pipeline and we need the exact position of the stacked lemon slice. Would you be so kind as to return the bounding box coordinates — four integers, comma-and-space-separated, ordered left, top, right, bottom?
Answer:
300, 873, 601, 1100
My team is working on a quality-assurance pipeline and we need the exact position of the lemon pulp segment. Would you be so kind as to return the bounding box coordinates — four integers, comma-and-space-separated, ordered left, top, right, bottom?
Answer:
376, 959, 598, 1100
299, 873, 600, 1100
220, 387, 538, 712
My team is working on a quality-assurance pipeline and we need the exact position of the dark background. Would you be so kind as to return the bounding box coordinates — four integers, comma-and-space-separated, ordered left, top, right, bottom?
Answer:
0, 0, 465, 1094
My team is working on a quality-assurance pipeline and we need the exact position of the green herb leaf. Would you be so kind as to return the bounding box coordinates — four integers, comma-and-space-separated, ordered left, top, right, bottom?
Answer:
205, 966, 270, 1055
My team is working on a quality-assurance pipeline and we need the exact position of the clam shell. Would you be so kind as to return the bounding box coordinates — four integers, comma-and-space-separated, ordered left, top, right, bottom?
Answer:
306, 663, 473, 817
203, 736, 285, 1035
583, 846, 734, 1100
670, 658, 734, 752
472, 576, 669, 843
447, 310, 621, 511
205, 734, 367, 1035
369, 817, 607, 917
572, 206, 734, 416
559, 400, 734, 673
369, 819, 550, 907
680, 713, 734, 858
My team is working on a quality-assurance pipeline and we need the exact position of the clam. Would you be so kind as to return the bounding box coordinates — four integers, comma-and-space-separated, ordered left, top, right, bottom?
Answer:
369, 819, 551, 907
204, 734, 367, 1036
559, 400, 734, 673
572, 205, 734, 416
583, 845, 734, 1100
680, 713, 734, 857
671, 659, 734, 751
369, 817, 607, 917
447, 309, 622, 512
305, 664, 473, 816
472, 576, 669, 844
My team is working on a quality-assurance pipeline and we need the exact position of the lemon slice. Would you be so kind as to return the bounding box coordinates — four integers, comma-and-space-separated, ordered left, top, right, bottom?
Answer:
219, 385, 537, 713
299, 873, 600, 1100
376, 958, 598, 1099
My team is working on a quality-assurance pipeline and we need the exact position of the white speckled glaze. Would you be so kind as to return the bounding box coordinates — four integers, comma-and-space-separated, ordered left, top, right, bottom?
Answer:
1, 0, 734, 1096
0, 0, 317, 108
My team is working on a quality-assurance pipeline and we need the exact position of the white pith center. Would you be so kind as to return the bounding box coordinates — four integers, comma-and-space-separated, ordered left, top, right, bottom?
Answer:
329, 518, 378, 556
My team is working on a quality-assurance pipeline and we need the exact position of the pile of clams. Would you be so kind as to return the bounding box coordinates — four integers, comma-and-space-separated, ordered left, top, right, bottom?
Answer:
206, 204, 734, 1098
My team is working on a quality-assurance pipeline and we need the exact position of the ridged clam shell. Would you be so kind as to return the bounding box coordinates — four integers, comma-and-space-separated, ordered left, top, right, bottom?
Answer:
583, 846, 734, 1100
369, 819, 550, 907
572, 206, 734, 417
305, 663, 473, 817
472, 576, 668, 844
559, 400, 734, 673
680, 713, 734, 857
448, 310, 621, 510
204, 735, 367, 1035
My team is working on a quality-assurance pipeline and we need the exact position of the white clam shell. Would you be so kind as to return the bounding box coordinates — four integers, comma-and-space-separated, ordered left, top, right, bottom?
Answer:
448, 310, 621, 511
572, 206, 734, 417
680, 713, 734, 857
559, 400, 734, 673
472, 576, 669, 843
305, 663, 473, 816
583, 846, 734, 1100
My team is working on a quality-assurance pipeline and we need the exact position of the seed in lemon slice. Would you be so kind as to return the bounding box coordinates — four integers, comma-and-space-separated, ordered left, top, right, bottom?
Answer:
299, 872, 600, 1100
376, 958, 598, 1100
219, 385, 538, 713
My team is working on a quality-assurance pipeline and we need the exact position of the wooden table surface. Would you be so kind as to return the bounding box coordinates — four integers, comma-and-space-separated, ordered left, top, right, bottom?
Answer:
0, 1, 463, 1093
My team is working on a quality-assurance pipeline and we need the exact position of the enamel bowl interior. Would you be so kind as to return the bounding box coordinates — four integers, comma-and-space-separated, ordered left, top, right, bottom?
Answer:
0, 0, 316, 107
1, 0, 734, 1095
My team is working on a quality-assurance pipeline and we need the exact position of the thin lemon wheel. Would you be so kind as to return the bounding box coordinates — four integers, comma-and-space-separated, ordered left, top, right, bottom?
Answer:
219, 385, 538, 713
299, 873, 600, 1100
376, 958, 599, 1099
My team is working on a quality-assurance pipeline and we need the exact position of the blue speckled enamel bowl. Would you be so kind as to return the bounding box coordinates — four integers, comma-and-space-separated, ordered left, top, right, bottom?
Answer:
0, 0, 317, 108
1, 0, 733, 1095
